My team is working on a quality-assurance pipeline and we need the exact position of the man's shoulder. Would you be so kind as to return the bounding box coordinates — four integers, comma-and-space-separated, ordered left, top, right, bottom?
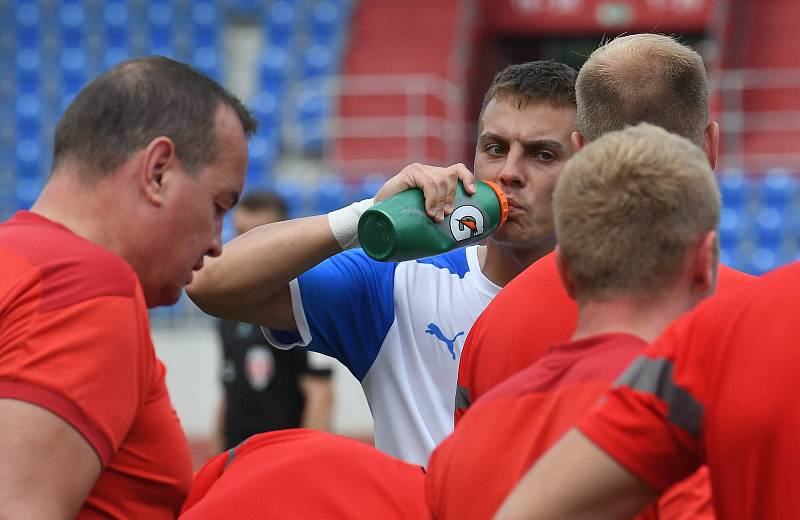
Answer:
1, 212, 138, 310
409, 247, 472, 279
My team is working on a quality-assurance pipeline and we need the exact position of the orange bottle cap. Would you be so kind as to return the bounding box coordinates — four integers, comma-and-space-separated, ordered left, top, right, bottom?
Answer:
482, 180, 508, 227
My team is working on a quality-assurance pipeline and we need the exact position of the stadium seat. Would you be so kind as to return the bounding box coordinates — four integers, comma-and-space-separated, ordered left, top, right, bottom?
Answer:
310, 0, 341, 46
15, 48, 40, 96
104, 1, 128, 49
60, 47, 87, 97
754, 206, 784, 250
148, 0, 175, 57
273, 178, 306, 218
355, 174, 389, 201
760, 170, 797, 210
15, 1, 39, 50
302, 45, 334, 78
59, 1, 85, 49
266, 1, 296, 48
251, 90, 281, 129
313, 179, 347, 213
258, 46, 289, 93
718, 173, 749, 210
193, 46, 219, 80
15, 93, 41, 141
718, 207, 745, 252
192, 1, 219, 49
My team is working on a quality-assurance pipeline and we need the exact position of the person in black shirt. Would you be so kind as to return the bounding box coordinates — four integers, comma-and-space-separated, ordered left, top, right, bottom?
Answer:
215, 191, 333, 451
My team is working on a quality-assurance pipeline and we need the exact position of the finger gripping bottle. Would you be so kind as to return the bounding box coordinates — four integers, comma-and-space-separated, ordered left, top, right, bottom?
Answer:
358, 180, 508, 262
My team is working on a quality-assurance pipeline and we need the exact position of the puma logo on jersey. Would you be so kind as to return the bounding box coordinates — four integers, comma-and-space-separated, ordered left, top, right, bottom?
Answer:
426, 323, 464, 360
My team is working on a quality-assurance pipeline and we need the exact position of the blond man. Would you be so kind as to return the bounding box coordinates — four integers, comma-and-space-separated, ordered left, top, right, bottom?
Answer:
427, 123, 718, 519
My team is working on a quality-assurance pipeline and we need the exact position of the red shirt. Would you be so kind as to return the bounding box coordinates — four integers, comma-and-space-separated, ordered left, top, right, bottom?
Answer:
579, 261, 800, 519
0, 211, 192, 518
180, 429, 428, 519
428, 333, 712, 520
455, 251, 755, 424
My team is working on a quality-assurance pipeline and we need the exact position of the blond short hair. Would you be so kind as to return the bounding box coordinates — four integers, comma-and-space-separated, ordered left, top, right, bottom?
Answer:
576, 34, 709, 146
554, 123, 720, 303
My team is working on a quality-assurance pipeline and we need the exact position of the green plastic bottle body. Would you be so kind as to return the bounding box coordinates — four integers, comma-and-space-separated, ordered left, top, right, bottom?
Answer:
358, 180, 507, 262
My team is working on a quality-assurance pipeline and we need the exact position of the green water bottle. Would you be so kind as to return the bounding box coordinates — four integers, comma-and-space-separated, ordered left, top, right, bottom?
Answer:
358, 180, 508, 262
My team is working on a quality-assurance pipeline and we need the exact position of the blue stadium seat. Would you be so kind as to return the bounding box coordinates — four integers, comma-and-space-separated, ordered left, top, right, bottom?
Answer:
61, 47, 86, 97
15, 93, 41, 141
103, 46, 129, 70
15, 1, 39, 49
313, 179, 347, 213
355, 174, 389, 201
718, 207, 745, 253
747, 248, 778, 276
251, 90, 281, 129
273, 178, 306, 218
148, 0, 175, 56
193, 46, 219, 80
302, 45, 334, 78
718, 174, 748, 210
192, 1, 219, 49
15, 138, 41, 181
754, 206, 784, 250
59, 1, 85, 49
104, 1, 128, 49
760, 170, 797, 210
310, 0, 341, 45
258, 46, 289, 93
246, 135, 276, 187
266, 1, 296, 48
15, 48, 40, 95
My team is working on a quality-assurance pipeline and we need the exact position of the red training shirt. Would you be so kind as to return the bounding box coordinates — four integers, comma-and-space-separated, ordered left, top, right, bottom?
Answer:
0, 211, 192, 518
428, 333, 712, 520
455, 251, 755, 424
180, 429, 429, 519
579, 261, 800, 519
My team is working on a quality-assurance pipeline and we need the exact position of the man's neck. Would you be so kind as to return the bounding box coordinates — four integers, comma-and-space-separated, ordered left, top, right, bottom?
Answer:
478, 236, 555, 287
571, 293, 692, 344
30, 171, 129, 259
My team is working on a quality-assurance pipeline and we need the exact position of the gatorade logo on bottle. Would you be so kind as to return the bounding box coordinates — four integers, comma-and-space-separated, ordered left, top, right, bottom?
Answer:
450, 205, 485, 241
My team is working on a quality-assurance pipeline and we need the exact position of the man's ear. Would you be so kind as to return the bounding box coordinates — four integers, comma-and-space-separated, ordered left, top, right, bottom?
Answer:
140, 137, 177, 206
702, 121, 720, 170
555, 245, 578, 301
691, 230, 719, 296
571, 131, 585, 152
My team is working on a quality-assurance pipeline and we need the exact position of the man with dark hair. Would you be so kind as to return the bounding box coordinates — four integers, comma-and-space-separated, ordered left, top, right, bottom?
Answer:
215, 190, 333, 452
455, 34, 750, 423
188, 60, 579, 465
0, 56, 254, 518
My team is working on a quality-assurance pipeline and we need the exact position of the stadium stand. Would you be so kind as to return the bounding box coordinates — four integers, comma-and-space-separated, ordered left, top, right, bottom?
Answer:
1, 0, 798, 324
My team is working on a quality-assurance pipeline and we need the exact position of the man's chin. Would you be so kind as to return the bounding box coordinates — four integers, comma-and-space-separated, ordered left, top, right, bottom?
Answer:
145, 289, 183, 309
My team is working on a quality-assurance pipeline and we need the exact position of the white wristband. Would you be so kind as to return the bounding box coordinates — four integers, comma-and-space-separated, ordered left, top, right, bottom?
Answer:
327, 198, 374, 250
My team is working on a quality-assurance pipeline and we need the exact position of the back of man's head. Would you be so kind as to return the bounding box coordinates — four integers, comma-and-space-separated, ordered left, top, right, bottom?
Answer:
53, 56, 258, 180
576, 34, 709, 146
233, 191, 289, 235
554, 123, 720, 304
480, 60, 577, 116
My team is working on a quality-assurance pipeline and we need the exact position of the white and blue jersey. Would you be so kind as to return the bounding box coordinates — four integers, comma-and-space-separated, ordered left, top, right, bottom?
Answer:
263, 245, 500, 466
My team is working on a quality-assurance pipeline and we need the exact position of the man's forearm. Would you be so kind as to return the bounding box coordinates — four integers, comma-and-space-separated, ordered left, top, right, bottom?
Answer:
187, 215, 341, 327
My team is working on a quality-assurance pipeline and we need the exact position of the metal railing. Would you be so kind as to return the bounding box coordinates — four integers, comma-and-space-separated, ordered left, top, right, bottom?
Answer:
282, 73, 468, 174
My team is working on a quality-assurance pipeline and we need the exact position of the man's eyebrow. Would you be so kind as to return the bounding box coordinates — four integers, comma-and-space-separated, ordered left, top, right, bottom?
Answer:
522, 139, 566, 153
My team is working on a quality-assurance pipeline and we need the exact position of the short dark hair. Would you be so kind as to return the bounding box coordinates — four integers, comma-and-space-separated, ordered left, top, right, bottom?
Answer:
576, 34, 709, 145
237, 190, 288, 219
53, 56, 258, 178
481, 60, 577, 115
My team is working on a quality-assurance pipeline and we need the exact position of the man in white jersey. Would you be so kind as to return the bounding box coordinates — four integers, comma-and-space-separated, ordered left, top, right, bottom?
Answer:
188, 61, 578, 466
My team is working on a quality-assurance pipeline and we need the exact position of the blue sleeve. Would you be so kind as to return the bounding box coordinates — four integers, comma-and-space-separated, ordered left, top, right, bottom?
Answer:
293, 249, 397, 381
